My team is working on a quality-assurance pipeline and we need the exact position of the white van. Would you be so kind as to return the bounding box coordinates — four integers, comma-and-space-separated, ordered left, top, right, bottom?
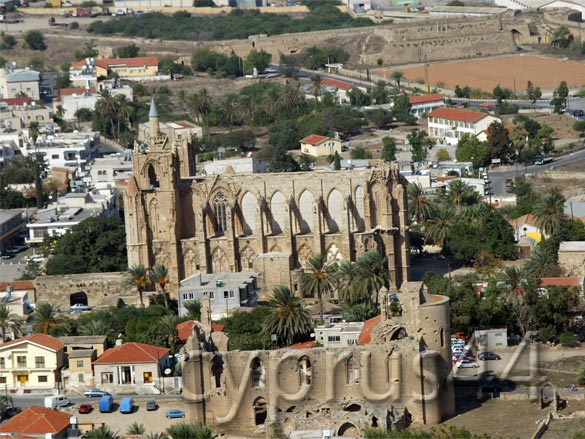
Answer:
44, 395, 70, 408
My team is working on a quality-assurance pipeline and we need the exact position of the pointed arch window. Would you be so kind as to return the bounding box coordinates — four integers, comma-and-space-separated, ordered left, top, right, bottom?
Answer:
148, 164, 159, 188
214, 191, 228, 233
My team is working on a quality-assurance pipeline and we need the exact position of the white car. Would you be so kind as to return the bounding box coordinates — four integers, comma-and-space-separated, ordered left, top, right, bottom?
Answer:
457, 360, 480, 368
70, 303, 91, 313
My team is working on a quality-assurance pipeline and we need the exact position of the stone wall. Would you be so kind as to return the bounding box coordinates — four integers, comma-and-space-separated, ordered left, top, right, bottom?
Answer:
34, 272, 138, 310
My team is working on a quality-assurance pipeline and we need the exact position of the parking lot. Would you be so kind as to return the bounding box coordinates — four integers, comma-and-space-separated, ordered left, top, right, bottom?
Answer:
63, 398, 189, 435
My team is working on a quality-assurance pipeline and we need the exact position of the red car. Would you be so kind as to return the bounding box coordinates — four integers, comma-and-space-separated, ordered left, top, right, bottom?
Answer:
78, 404, 92, 414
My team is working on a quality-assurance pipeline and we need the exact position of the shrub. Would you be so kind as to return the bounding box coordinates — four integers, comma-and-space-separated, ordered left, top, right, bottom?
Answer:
578, 365, 585, 385
559, 331, 579, 347
70, 22, 80, 30
24, 31, 47, 51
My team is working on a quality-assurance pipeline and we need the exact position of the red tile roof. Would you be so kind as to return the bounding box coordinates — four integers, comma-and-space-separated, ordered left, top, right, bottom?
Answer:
290, 340, 315, 349
0, 334, 64, 352
176, 320, 225, 343
428, 107, 489, 123
0, 280, 35, 291
0, 97, 33, 106
357, 315, 381, 345
59, 87, 96, 96
540, 277, 583, 289
301, 134, 330, 145
321, 77, 355, 91
73, 57, 158, 70
409, 93, 444, 105
0, 406, 71, 434
94, 342, 169, 364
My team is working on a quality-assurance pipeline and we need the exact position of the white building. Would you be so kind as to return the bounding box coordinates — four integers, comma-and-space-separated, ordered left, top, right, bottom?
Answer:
57, 82, 133, 122
495, 0, 584, 20
25, 189, 119, 245
409, 93, 445, 118
427, 108, 501, 146
474, 328, 508, 349
178, 271, 259, 319
203, 157, 267, 175
20, 131, 100, 170
0, 67, 40, 100
138, 120, 202, 143
314, 321, 365, 348
89, 153, 134, 188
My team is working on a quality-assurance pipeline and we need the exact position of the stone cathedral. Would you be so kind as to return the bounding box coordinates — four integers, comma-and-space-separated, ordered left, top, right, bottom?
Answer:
122, 101, 411, 297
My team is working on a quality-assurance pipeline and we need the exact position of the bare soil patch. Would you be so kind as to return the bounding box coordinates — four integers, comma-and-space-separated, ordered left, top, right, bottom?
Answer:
388, 55, 585, 91
500, 113, 582, 143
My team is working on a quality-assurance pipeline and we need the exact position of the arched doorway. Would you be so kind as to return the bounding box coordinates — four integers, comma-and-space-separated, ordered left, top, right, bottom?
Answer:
338, 422, 359, 437
70, 291, 88, 307
253, 397, 267, 426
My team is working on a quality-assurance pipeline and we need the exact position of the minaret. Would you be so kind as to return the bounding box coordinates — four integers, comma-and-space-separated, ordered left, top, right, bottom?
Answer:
149, 97, 159, 138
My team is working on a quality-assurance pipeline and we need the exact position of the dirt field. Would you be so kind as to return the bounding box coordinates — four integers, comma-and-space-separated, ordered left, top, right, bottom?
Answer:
385, 55, 585, 91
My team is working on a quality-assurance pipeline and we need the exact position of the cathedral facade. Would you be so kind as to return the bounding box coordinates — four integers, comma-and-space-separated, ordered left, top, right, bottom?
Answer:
122, 102, 411, 297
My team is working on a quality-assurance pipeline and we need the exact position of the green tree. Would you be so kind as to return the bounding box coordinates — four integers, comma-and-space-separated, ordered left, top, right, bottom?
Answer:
114, 44, 141, 58
302, 254, 335, 321
574, 120, 585, 136
550, 25, 571, 48
32, 302, 69, 335
391, 94, 414, 123
158, 314, 181, 351
426, 202, 454, 246
407, 182, 433, 224
337, 260, 364, 304
407, 130, 435, 163
526, 80, 542, 104
486, 120, 512, 163
532, 188, 565, 236
390, 70, 404, 91
24, 30, 47, 51
370, 80, 389, 104
354, 250, 388, 305
455, 134, 490, 168
85, 426, 119, 439
150, 264, 170, 309
263, 285, 313, 347
333, 150, 341, 170
126, 423, 145, 435
381, 137, 397, 162
0, 33, 16, 50
347, 87, 371, 106
0, 304, 22, 341
74, 39, 99, 61
435, 147, 450, 161
165, 421, 215, 439
350, 146, 372, 160
127, 264, 150, 308
78, 319, 114, 338
550, 80, 569, 114
244, 49, 272, 74
183, 300, 202, 320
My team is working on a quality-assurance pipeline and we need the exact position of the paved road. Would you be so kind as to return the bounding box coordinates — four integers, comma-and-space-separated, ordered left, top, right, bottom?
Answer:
488, 146, 585, 195
10, 393, 180, 410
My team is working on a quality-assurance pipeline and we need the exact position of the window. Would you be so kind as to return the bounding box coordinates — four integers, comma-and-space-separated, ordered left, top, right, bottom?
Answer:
224, 291, 229, 299
35, 356, 45, 368
76, 360, 84, 368
189, 293, 194, 299
143, 371, 153, 383
229, 290, 234, 298
101, 372, 114, 384
209, 291, 214, 299
17, 356, 26, 368
0, 377, 6, 384
251, 358, 264, 388
78, 373, 84, 383
328, 336, 341, 342
51, 154, 59, 159
0, 358, 4, 368
38, 375, 48, 383
213, 191, 228, 233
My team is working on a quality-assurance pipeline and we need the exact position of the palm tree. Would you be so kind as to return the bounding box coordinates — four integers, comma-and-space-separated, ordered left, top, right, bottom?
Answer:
127, 264, 150, 307
183, 300, 202, 320
446, 180, 480, 213
262, 88, 282, 121
166, 421, 215, 439
32, 302, 68, 335
78, 319, 113, 338
95, 90, 117, 137
263, 285, 313, 347
85, 426, 119, 439
310, 73, 322, 101
302, 254, 335, 321
115, 94, 133, 141
354, 250, 388, 305
126, 423, 145, 435
390, 70, 405, 92
188, 89, 212, 137
407, 182, 433, 224
219, 95, 238, 131
158, 314, 181, 351
281, 82, 304, 111
150, 264, 170, 309
337, 260, 364, 305
524, 245, 560, 278
144, 434, 168, 439
532, 188, 566, 236
425, 202, 455, 247
503, 266, 524, 305
0, 304, 21, 342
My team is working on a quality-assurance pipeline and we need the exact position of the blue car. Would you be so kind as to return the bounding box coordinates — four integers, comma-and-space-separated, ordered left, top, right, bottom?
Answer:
166, 409, 186, 419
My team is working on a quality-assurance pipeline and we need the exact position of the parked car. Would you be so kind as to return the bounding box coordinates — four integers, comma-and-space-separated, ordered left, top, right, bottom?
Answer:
166, 409, 186, 419
84, 388, 110, 398
146, 400, 157, 411
78, 404, 92, 414
573, 110, 585, 117
478, 351, 501, 361
120, 397, 134, 414
457, 360, 480, 369
71, 303, 92, 313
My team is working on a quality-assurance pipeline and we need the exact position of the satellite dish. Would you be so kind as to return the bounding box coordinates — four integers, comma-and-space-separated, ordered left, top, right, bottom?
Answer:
164, 368, 171, 376
310, 333, 315, 338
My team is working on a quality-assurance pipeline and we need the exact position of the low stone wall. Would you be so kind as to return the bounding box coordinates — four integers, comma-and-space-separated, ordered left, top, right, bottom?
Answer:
34, 271, 139, 310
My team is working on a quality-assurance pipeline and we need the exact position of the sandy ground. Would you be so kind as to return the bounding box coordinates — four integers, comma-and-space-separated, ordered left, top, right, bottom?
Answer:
383, 55, 585, 92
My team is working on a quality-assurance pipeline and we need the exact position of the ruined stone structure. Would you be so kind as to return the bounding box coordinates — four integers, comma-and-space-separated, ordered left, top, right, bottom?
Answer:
122, 101, 410, 296
181, 281, 455, 437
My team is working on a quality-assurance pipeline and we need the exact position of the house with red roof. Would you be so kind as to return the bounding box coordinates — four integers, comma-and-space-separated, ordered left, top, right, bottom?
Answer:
71, 56, 159, 80
319, 77, 365, 104
0, 406, 71, 436
539, 277, 584, 296
427, 107, 501, 145
299, 134, 342, 158
507, 213, 543, 243
409, 93, 445, 117
0, 334, 64, 391
92, 342, 169, 390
